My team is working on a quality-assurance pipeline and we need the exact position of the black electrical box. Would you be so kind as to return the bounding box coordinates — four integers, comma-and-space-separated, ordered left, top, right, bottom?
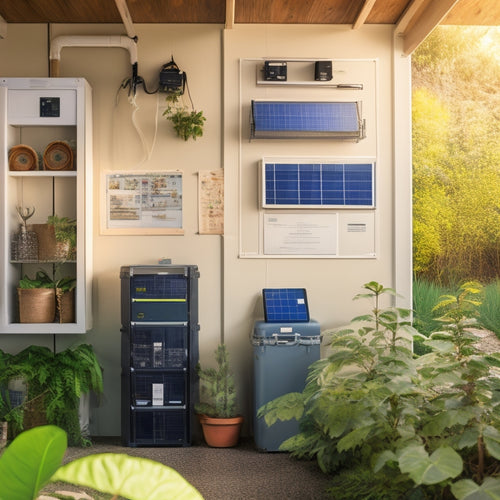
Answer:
264, 61, 287, 81
315, 61, 333, 81
40, 97, 60, 118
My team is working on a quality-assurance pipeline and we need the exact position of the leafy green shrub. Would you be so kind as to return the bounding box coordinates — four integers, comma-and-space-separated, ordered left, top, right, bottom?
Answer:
259, 281, 500, 499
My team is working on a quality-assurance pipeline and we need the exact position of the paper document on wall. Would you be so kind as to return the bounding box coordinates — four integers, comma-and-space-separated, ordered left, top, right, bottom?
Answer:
263, 213, 337, 255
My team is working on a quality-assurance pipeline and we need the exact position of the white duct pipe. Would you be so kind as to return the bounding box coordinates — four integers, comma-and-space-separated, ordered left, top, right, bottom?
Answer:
50, 35, 138, 76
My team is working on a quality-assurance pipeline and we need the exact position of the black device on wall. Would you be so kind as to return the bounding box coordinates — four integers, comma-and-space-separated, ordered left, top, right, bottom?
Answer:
120, 264, 200, 447
264, 61, 287, 81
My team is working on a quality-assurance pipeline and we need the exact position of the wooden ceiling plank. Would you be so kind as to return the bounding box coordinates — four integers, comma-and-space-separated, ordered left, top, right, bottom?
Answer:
225, 0, 234, 28
395, 0, 427, 34
114, 0, 136, 39
353, 0, 377, 29
399, 0, 460, 55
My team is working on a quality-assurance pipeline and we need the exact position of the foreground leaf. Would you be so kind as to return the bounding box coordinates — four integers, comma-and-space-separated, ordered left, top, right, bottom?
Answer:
51, 453, 203, 500
451, 477, 500, 499
0, 425, 67, 500
398, 445, 462, 485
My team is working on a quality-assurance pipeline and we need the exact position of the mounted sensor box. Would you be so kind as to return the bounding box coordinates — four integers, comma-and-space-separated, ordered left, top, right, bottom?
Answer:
315, 61, 332, 81
264, 61, 287, 81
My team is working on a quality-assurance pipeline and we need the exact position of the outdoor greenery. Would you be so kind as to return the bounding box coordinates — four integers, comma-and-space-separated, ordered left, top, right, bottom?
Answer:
258, 282, 500, 499
412, 26, 500, 284
0, 425, 203, 500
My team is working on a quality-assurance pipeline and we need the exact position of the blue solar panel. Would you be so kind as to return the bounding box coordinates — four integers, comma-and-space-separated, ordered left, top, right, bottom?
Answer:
262, 288, 310, 323
251, 101, 363, 139
263, 161, 374, 208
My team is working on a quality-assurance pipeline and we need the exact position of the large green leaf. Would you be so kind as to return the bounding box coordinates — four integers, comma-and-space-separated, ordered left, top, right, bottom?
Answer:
51, 453, 203, 500
451, 477, 500, 500
0, 425, 67, 500
398, 445, 462, 485
484, 426, 500, 460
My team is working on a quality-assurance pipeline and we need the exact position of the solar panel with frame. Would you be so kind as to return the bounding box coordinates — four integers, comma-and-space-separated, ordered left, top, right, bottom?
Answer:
262, 288, 310, 322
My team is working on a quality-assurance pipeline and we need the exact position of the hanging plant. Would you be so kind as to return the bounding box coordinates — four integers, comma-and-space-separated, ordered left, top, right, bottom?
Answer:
162, 90, 206, 141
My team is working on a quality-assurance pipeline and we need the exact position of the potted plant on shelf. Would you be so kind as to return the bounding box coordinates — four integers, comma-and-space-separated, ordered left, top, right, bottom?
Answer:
195, 344, 243, 447
163, 90, 206, 141
55, 276, 76, 323
17, 271, 56, 323
47, 214, 77, 261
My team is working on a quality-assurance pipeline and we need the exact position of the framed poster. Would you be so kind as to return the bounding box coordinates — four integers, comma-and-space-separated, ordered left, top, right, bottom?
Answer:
101, 171, 183, 235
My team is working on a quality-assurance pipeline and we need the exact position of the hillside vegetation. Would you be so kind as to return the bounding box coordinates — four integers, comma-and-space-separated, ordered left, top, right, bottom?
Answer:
412, 26, 500, 284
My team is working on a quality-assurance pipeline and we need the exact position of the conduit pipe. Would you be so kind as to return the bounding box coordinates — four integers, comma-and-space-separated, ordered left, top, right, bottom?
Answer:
49, 35, 138, 77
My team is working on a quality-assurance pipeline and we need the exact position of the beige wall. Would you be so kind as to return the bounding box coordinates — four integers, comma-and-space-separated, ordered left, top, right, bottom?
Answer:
0, 23, 412, 436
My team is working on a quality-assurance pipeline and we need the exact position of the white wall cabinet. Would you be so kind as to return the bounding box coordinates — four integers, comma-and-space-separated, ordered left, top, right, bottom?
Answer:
0, 78, 93, 333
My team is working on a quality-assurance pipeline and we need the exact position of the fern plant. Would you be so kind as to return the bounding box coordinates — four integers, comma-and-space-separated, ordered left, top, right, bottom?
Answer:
0, 344, 103, 446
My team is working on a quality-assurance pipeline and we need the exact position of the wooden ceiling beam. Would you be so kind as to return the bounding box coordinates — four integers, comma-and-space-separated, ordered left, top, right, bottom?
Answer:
396, 0, 460, 56
0, 14, 6, 39
114, 0, 136, 39
225, 0, 235, 29
352, 0, 377, 30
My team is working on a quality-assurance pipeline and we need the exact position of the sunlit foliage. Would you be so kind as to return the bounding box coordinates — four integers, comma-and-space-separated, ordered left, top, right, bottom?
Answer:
412, 27, 500, 284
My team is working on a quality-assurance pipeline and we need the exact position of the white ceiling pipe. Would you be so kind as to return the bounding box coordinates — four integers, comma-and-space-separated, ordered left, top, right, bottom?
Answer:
50, 35, 138, 76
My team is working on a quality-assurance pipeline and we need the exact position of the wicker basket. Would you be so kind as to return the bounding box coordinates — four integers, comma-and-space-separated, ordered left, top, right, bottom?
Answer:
8, 144, 38, 171
56, 288, 75, 323
27, 223, 72, 261
18, 288, 56, 323
43, 140, 74, 170
23, 393, 48, 431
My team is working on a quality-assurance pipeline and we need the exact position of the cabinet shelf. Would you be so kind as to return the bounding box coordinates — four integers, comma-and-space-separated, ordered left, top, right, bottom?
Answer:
0, 78, 93, 334
8, 170, 77, 177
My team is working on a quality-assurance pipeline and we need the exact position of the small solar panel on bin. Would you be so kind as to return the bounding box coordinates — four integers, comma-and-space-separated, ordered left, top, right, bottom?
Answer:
262, 288, 309, 322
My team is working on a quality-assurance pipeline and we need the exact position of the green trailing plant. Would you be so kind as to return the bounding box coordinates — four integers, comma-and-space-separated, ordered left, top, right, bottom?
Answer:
163, 90, 206, 141
0, 425, 203, 500
258, 281, 500, 499
195, 344, 238, 418
0, 344, 103, 446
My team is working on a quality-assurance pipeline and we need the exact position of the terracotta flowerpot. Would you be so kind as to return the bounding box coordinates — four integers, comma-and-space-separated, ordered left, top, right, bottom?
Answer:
199, 415, 244, 448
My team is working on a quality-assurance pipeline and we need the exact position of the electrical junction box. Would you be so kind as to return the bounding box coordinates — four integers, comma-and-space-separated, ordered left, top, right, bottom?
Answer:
264, 61, 287, 81
315, 60, 333, 81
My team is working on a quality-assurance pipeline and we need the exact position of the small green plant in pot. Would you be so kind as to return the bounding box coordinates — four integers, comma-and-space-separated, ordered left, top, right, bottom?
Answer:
17, 271, 56, 323
163, 90, 206, 141
195, 344, 243, 447
55, 276, 76, 323
47, 214, 76, 260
